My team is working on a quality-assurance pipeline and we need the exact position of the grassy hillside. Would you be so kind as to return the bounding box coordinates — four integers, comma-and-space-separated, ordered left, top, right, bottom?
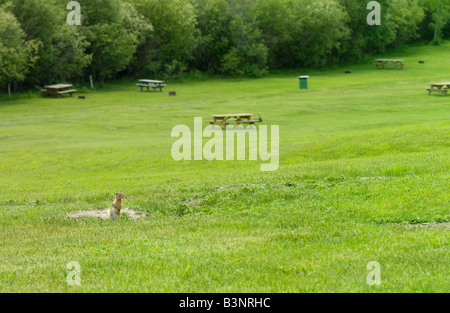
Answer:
0, 43, 448, 292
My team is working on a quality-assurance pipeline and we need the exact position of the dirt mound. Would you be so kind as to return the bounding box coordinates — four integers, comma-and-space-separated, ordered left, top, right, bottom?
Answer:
67, 208, 145, 220
406, 222, 450, 229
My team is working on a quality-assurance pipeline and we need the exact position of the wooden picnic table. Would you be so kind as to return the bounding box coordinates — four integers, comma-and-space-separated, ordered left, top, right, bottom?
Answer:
209, 113, 262, 127
427, 82, 450, 96
137, 79, 166, 92
42, 84, 77, 98
375, 59, 404, 69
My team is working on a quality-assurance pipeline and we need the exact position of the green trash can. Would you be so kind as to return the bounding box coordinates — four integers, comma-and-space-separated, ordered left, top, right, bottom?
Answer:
299, 76, 309, 90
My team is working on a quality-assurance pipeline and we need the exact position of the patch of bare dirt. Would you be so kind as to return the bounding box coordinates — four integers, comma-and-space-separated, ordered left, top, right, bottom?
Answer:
408, 222, 450, 229
217, 184, 255, 191
185, 199, 201, 207
67, 208, 145, 220
360, 177, 392, 181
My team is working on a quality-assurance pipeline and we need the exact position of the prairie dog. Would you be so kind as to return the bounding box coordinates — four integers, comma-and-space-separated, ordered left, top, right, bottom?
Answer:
110, 193, 124, 220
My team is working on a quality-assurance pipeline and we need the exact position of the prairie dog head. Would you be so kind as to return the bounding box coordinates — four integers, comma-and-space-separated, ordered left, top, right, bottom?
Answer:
115, 193, 125, 200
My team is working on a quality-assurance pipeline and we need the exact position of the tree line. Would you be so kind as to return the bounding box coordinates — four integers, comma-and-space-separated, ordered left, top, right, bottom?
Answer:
1, 0, 449, 91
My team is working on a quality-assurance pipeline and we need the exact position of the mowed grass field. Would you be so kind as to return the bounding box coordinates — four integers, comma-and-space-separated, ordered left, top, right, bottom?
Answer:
0, 43, 449, 293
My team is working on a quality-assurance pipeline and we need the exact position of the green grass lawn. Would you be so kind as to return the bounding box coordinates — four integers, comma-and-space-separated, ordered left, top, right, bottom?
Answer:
0, 43, 449, 292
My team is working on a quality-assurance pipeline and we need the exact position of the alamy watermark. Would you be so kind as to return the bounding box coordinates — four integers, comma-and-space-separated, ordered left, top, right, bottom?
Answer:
66, 1, 81, 26
66, 261, 81, 286
366, 261, 381, 286
367, 1, 381, 26
171, 117, 279, 172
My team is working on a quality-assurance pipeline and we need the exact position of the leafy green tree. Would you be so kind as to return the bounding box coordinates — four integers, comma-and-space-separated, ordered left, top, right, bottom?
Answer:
220, 14, 268, 77
337, 0, 396, 61
388, 0, 424, 47
126, 0, 197, 78
191, 0, 233, 73
86, 23, 138, 85
256, 0, 349, 68
192, 0, 267, 77
0, 6, 40, 92
44, 25, 92, 83
418, 0, 450, 41
78, 0, 148, 85
253, 0, 293, 69
1, 0, 91, 85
